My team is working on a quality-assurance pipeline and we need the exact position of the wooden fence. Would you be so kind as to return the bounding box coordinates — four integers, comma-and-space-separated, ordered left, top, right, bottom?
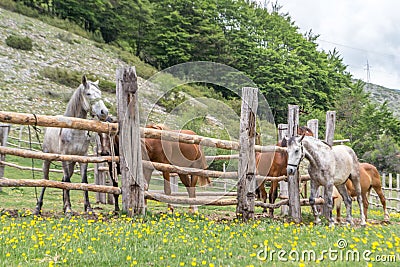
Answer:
0, 65, 350, 222
369, 173, 400, 212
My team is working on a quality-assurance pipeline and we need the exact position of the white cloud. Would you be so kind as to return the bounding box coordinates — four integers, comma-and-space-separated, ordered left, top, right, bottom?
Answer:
275, 0, 400, 89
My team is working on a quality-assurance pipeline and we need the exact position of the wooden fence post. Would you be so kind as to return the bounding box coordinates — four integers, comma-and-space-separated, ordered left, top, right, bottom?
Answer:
236, 87, 258, 221
307, 119, 318, 140
117, 66, 145, 216
278, 123, 289, 216
0, 124, 10, 192
287, 105, 301, 223
325, 111, 336, 146
322, 111, 336, 216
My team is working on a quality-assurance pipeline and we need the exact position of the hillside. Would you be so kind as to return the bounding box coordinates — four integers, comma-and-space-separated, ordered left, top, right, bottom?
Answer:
0, 8, 276, 145
0, 7, 399, 125
0, 8, 128, 115
364, 83, 400, 118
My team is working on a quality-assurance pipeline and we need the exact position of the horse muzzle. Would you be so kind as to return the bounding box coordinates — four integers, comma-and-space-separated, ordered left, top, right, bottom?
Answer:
287, 165, 298, 175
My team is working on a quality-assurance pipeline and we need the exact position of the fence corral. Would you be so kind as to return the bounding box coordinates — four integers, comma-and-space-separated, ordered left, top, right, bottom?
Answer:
0, 66, 394, 222
369, 173, 400, 212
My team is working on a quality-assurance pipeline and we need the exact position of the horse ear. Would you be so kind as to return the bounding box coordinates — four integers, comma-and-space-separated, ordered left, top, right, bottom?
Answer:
82, 75, 88, 87
299, 133, 305, 142
93, 80, 99, 85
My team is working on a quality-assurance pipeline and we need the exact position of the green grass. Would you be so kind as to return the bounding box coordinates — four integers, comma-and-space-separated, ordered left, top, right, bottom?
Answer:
0, 207, 399, 266
1, 158, 400, 267
1, 141, 400, 267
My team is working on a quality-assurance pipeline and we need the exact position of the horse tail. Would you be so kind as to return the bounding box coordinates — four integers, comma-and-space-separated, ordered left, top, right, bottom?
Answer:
195, 147, 211, 186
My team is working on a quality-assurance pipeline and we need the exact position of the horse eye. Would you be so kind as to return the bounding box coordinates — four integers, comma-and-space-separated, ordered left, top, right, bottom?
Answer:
86, 93, 91, 96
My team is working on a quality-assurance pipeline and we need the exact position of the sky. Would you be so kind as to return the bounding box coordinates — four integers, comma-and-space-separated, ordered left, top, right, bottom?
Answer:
267, 0, 400, 90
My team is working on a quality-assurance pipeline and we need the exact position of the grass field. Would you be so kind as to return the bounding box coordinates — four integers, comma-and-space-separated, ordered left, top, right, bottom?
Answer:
1, 156, 400, 266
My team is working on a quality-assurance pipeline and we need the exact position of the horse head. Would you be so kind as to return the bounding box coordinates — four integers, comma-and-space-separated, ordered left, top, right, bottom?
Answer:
285, 134, 305, 175
81, 75, 109, 121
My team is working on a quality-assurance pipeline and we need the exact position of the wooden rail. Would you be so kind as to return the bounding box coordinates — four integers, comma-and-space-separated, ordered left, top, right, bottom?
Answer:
0, 111, 118, 134
0, 146, 117, 163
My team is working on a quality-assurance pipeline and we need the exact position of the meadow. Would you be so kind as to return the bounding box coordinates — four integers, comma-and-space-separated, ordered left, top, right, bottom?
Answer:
1, 157, 400, 266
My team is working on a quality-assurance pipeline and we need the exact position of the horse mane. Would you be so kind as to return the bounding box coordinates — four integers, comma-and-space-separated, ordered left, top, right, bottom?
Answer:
298, 126, 314, 136
146, 124, 170, 130
320, 140, 332, 148
64, 85, 88, 118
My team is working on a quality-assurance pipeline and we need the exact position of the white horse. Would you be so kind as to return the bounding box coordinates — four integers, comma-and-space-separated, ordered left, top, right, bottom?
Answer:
34, 75, 108, 215
286, 135, 366, 226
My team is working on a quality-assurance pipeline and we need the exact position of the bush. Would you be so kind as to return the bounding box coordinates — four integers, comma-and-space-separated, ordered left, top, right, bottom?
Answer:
39, 67, 115, 93
5, 35, 33, 51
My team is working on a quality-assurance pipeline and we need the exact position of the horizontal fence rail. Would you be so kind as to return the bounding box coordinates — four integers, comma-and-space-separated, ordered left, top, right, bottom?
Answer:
0, 146, 117, 163
369, 173, 400, 212
0, 111, 118, 134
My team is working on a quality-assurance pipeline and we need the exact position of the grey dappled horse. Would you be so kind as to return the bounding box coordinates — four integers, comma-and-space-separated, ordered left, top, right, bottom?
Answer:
286, 135, 366, 227
34, 76, 108, 215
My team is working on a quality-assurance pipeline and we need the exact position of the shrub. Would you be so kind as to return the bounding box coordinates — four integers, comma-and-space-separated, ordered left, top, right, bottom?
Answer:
5, 35, 33, 51
39, 67, 115, 93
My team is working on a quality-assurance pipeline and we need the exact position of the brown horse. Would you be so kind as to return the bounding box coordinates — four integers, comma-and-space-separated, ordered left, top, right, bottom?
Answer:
99, 123, 210, 212
143, 124, 210, 212
255, 126, 313, 216
333, 162, 389, 222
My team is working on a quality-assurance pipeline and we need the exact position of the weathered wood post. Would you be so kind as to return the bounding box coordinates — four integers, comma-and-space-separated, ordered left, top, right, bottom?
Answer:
236, 87, 258, 221
323, 111, 336, 216
0, 124, 10, 192
117, 66, 145, 216
287, 105, 301, 223
324, 111, 336, 146
305, 119, 319, 199
278, 123, 289, 215
307, 119, 318, 139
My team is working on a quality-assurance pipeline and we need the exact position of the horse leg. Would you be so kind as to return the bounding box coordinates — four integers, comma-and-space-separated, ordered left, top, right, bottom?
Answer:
336, 183, 353, 226
62, 161, 75, 214
372, 185, 389, 221
350, 178, 366, 226
189, 175, 199, 213
268, 181, 277, 216
80, 163, 93, 213
34, 159, 51, 215
179, 173, 197, 213
323, 182, 335, 227
109, 162, 120, 212
142, 166, 153, 209
335, 198, 341, 223
309, 181, 321, 224
163, 171, 174, 212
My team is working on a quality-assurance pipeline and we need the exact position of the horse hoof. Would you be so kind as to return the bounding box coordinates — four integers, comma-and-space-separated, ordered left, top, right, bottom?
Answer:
65, 207, 73, 215
33, 208, 41, 216
189, 206, 199, 214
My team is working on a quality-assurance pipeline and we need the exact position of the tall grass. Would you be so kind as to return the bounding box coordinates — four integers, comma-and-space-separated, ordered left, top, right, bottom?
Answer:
0, 207, 399, 266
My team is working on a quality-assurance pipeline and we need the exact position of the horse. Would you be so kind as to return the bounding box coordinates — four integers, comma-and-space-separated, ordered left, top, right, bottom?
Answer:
255, 126, 313, 216
34, 75, 109, 215
99, 123, 210, 212
143, 125, 210, 212
333, 162, 389, 222
286, 135, 366, 226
